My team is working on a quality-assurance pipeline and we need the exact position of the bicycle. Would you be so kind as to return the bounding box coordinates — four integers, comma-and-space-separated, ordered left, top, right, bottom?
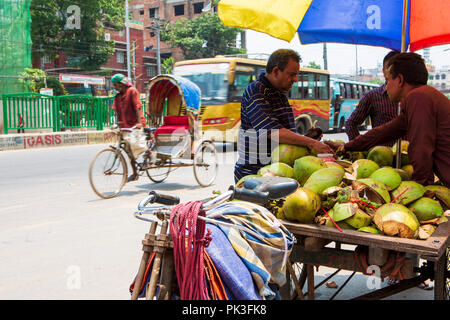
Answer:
131, 176, 304, 300
89, 125, 219, 199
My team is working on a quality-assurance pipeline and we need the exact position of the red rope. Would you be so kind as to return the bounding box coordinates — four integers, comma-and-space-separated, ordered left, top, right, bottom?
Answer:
170, 201, 212, 300
321, 207, 343, 232
391, 187, 409, 203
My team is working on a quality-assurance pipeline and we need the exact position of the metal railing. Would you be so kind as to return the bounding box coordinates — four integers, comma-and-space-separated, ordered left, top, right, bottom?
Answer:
1, 93, 152, 134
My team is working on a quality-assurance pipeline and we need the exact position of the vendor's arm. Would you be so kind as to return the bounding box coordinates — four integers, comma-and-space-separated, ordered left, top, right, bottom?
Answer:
345, 91, 373, 141
277, 128, 333, 154
405, 92, 436, 185
246, 92, 333, 154
344, 113, 407, 152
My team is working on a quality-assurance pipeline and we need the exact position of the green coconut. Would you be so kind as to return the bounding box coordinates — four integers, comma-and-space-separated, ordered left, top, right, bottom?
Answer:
425, 185, 450, 209
395, 168, 411, 181
271, 144, 310, 167
392, 141, 410, 166
391, 181, 426, 206
345, 209, 373, 229
236, 174, 260, 188
408, 197, 443, 221
374, 203, 420, 239
352, 159, 380, 179
303, 167, 345, 194
325, 162, 344, 170
325, 217, 355, 230
332, 202, 358, 222
258, 162, 294, 178
401, 164, 414, 179
369, 167, 402, 190
293, 156, 327, 185
367, 146, 394, 167
358, 226, 382, 234
281, 187, 321, 223
355, 178, 391, 204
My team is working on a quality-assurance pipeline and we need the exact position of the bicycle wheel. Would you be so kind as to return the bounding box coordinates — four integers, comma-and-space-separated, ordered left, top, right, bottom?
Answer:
193, 141, 218, 187
89, 148, 128, 199
145, 158, 171, 183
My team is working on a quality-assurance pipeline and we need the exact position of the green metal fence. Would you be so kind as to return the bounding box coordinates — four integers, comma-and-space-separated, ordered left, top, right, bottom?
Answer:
1, 93, 154, 134
2, 93, 57, 134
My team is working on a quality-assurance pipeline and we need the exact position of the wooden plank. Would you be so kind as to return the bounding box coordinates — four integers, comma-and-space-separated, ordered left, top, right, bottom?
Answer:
289, 245, 415, 279
282, 220, 449, 259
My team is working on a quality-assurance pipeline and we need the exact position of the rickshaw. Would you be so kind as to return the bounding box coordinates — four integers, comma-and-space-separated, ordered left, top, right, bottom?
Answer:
88, 75, 218, 199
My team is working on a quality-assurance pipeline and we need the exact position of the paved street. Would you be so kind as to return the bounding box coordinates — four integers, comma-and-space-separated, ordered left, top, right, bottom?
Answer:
0, 133, 433, 299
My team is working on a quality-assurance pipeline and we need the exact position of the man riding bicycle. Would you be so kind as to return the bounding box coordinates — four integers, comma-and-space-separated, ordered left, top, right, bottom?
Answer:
111, 73, 147, 182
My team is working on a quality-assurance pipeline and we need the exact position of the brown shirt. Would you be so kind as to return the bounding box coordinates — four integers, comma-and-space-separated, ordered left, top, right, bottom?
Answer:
345, 85, 450, 187
112, 86, 146, 128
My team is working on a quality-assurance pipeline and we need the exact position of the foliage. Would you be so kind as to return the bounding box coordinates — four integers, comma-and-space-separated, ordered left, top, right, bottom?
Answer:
30, 0, 125, 71
368, 78, 384, 84
19, 68, 68, 96
304, 61, 322, 69
161, 57, 174, 74
160, 12, 245, 59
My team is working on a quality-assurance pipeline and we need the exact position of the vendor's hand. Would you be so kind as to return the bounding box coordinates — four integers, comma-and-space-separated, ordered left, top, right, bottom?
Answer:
336, 145, 346, 157
311, 141, 334, 155
324, 140, 343, 152
135, 123, 142, 129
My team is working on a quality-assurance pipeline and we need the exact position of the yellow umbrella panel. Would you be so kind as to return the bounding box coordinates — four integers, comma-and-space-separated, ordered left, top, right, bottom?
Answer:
218, 0, 313, 42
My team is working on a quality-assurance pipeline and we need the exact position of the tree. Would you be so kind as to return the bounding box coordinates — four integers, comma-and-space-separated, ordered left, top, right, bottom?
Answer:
19, 68, 68, 96
160, 12, 245, 59
30, 0, 125, 71
161, 57, 175, 74
304, 61, 322, 69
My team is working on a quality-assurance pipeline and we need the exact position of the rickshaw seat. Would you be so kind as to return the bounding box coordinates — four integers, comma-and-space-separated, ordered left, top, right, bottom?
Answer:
154, 116, 189, 137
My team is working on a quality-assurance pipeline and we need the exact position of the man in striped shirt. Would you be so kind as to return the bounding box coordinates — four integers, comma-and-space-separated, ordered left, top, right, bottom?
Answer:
234, 49, 333, 183
345, 51, 400, 145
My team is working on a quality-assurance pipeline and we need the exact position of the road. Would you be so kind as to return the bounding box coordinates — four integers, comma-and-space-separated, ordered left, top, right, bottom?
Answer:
0, 132, 433, 299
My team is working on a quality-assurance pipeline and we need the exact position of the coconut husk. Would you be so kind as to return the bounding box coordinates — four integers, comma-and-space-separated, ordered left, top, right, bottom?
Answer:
419, 216, 448, 226
418, 224, 436, 240
352, 180, 386, 204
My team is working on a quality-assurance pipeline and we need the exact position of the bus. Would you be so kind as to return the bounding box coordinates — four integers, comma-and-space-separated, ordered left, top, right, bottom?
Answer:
329, 78, 380, 133
172, 56, 332, 143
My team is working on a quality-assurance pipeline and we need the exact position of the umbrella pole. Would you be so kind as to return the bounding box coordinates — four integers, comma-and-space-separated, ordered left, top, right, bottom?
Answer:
396, 0, 409, 169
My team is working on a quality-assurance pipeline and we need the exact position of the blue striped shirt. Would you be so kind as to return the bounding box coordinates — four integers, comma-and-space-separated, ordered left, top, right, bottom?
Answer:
234, 73, 296, 183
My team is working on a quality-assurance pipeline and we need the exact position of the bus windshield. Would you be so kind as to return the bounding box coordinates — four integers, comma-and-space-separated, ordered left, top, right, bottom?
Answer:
173, 63, 230, 103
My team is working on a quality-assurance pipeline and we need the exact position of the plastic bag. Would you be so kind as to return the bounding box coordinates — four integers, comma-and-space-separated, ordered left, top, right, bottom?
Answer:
123, 129, 147, 159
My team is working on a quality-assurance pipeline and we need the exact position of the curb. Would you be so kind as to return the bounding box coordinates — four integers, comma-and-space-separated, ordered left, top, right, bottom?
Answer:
0, 130, 118, 152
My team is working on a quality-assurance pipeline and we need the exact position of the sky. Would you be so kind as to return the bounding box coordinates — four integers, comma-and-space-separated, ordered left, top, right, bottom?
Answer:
245, 30, 450, 75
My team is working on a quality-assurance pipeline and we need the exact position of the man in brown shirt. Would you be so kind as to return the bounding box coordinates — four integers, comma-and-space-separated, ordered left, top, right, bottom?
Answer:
327, 53, 450, 187
111, 73, 147, 181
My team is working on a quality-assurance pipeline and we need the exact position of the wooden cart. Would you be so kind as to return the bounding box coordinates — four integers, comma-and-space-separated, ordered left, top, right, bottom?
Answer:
279, 220, 450, 300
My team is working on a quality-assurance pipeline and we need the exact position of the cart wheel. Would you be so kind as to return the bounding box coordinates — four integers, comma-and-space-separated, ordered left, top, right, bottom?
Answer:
434, 246, 450, 300
193, 141, 218, 187
290, 262, 307, 300
89, 148, 127, 199
146, 158, 171, 183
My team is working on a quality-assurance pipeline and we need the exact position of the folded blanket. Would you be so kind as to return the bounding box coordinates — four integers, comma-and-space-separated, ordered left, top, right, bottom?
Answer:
206, 223, 261, 300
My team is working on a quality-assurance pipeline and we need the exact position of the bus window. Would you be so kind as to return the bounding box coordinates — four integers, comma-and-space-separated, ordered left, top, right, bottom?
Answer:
357, 85, 363, 99
340, 83, 346, 99
289, 80, 300, 99
300, 72, 315, 99
344, 83, 352, 98
316, 74, 329, 100
232, 72, 255, 101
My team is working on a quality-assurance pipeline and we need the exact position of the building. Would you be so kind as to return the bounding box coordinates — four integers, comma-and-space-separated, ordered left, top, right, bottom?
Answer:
33, 21, 151, 95
32, 1, 218, 95
428, 66, 450, 94
129, 0, 212, 69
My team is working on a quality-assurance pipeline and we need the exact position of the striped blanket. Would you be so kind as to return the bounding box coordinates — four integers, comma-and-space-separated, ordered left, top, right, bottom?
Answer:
206, 201, 295, 300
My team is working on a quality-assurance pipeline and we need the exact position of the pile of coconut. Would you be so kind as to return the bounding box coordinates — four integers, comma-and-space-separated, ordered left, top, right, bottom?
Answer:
236, 142, 449, 240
